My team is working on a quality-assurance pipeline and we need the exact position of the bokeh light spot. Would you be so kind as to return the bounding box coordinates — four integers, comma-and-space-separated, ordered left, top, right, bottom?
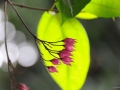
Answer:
18, 43, 38, 67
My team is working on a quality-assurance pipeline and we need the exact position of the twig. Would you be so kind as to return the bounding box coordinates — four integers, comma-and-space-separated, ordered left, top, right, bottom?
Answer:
34, 41, 46, 66
4, 1, 15, 90
42, 42, 59, 58
12, 2, 58, 12
7, 0, 36, 38
4, 0, 11, 77
49, 2, 56, 11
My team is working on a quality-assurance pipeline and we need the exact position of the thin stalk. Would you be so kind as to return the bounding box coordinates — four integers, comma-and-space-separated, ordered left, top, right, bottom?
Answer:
7, 0, 49, 67
4, 1, 23, 90
34, 41, 45, 66
7, 0, 35, 38
4, 2, 15, 90
4, 0, 11, 76
48, 43, 64, 46
42, 42, 58, 58
40, 39, 63, 43
49, 2, 56, 11
12, 3, 58, 12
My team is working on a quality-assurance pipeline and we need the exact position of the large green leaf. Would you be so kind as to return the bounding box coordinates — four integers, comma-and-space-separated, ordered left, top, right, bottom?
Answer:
83, 0, 120, 17
76, 11, 98, 19
37, 11, 90, 90
56, 0, 91, 23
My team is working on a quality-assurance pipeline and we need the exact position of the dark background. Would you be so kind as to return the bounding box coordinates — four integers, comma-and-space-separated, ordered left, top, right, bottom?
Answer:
0, 0, 120, 90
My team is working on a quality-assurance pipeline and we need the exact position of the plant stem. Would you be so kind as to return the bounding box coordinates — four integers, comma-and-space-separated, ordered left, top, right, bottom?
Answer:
7, 0, 36, 38
34, 41, 46, 66
4, 2, 15, 90
4, 0, 11, 75
49, 2, 56, 11
12, 2, 58, 12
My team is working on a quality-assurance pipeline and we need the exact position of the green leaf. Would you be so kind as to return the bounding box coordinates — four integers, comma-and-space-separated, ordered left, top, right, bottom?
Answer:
37, 11, 90, 90
83, 0, 120, 18
56, 0, 91, 23
76, 11, 97, 19
62, 0, 73, 15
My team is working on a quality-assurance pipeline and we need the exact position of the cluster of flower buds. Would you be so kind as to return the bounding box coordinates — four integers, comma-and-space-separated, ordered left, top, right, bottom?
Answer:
59, 38, 76, 65
39, 38, 76, 73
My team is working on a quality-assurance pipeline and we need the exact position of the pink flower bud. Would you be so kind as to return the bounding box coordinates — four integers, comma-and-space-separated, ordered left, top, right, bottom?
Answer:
51, 58, 60, 65
18, 83, 29, 90
64, 38, 76, 45
59, 49, 72, 58
62, 56, 73, 66
65, 44, 74, 52
47, 66, 58, 73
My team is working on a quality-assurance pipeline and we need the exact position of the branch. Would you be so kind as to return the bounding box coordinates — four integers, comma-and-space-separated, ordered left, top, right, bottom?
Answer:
4, 0, 11, 75
12, 3, 59, 12
4, 2, 16, 90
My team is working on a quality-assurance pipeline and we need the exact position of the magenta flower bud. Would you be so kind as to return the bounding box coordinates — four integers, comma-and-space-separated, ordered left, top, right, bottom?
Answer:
18, 83, 29, 90
51, 58, 60, 65
65, 44, 74, 52
59, 49, 72, 58
63, 38, 76, 52
47, 66, 58, 73
62, 56, 73, 66
64, 38, 76, 44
